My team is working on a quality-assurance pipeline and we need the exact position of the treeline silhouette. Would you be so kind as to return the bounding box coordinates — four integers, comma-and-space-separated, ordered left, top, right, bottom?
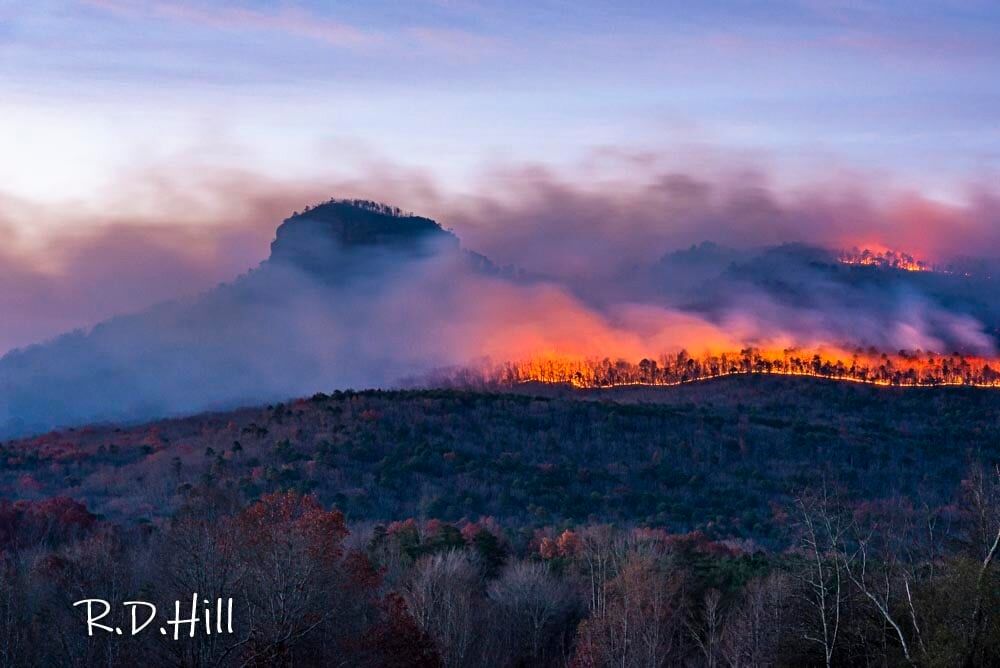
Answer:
452, 348, 1000, 388
837, 247, 931, 272
295, 198, 414, 218
1, 469, 998, 666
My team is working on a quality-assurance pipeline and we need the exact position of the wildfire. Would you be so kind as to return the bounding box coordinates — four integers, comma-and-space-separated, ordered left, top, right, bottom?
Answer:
838, 247, 932, 272
439, 348, 1000, 390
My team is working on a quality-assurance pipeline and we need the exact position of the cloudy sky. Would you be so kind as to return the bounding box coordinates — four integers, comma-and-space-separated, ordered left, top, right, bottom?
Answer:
1, 1, 1000, 352
4, 1, 1000, 199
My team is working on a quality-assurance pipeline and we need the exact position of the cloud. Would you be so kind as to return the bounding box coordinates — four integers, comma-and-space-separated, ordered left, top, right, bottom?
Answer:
80, 0, 377, 48
0, 167, 331, 353
440, 158, 1000, 281
2, 149, 1000, 437
79, 0, 500, 56
0, 211, 744, 437
3, 150, 1000, 357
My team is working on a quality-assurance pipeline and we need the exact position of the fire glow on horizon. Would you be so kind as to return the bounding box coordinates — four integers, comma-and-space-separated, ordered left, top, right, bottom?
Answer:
836, 246, 986, 278
440, 348, 1000, 390
837, 247, 931, 273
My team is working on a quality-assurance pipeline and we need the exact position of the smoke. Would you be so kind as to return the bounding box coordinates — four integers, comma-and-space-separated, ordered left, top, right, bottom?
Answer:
442, 162, 1000, 281
0, 225, 738, 437
2, 152, 1000, 436
0, 170, 321, 353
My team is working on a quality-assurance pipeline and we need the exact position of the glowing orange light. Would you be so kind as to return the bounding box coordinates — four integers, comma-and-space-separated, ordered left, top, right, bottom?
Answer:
837, 247, 932, 272
447, 348, 1000, 390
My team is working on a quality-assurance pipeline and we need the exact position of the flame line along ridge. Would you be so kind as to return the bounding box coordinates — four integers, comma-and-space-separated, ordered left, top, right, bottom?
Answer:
837, 247, 932, 272
446, 349, 1000, 389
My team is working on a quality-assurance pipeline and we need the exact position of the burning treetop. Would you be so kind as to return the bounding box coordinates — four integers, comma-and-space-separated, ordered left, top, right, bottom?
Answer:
439, 348, 1000, 389
838, 247, 932, 272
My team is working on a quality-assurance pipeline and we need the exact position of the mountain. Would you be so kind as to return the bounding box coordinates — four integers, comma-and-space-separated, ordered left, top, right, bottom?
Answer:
0, 200, 476, 439
4, 198, 1000, 439
648, 242, 1000, 353
267, 199, 459, 277
5, 376, 999, 530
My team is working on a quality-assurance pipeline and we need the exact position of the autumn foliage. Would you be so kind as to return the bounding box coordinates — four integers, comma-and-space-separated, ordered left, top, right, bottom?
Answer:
0, 385, 998, 665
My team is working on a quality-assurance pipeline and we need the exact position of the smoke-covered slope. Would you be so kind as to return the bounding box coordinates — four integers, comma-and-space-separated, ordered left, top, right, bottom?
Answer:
3, 199, 1000, 439
645, 242, 1000, 353
0, 201, 473, 438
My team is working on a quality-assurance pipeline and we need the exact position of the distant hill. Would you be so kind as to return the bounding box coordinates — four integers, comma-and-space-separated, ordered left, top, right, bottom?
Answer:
0, 200, 479, 438
656, 242, 1000, 351
3, 375, 998, 542
3, 198, 1000, 439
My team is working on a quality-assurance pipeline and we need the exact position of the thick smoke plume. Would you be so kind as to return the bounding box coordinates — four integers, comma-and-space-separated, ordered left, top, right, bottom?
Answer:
2, 155, 1000, 436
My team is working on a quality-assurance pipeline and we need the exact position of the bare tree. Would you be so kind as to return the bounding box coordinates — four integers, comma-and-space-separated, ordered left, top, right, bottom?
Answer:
577, 525, 625, 618
572, 550, 686, 668
687, 588, 724, 668
721, 573, 792, 668
793, 491, 846, 668
487, 560, 579, 665
402, 550, 482, 668
157, 516, 247, 667
961, 463, 1000, 668
841, 527, 920, 667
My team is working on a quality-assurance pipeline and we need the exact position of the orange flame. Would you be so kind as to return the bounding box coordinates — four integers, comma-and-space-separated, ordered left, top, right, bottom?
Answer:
440, 347, 1000, 389
838, 247, 931, 272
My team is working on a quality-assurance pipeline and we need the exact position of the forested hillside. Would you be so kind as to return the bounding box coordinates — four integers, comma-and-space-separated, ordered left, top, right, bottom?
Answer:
4, 377, 998, 537
1, 377, 999, 665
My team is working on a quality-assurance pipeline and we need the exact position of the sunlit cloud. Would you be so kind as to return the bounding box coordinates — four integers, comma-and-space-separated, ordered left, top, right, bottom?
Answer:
2, 148, 999, 357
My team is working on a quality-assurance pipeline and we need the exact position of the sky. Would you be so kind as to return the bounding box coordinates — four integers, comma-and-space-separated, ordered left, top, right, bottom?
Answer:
2, 0, 1000, 352
3, 1, 1000, 199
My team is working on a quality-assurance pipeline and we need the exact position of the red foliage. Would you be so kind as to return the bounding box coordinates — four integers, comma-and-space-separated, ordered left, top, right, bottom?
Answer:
0, 497, 96, 551
387, 518, 419, 537
141, 427, 165, 448
663, 530, 742, 558
16, 474, 44, 492
460, 516, 503, 544
360, 593, 442, 668
539, 537, 559, 560
569, 618, 601, 668
460, 522, 480, 544
556, 529, 581, 557
231, 491, 348, 564
632, 527, 671, 543
343, 550, 383, 592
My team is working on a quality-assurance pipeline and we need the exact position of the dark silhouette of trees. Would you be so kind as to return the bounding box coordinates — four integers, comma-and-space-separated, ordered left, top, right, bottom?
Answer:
0, 385, 998, 665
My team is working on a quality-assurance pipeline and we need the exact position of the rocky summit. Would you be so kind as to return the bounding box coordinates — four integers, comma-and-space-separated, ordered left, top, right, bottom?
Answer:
267, 199, 459, 275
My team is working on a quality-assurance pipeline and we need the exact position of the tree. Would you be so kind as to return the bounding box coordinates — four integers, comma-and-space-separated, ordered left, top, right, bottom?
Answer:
487, 560, 579, 664
721, 573, 793, 668
793, 490, 845, 668
471, 528, 506, 575
688, 588, 724, 668
403, 550, 482, 667
359, 593, 442, 668
960, 464, 1000, 667
572, 550, 686, 667
221, 491, 373, 666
